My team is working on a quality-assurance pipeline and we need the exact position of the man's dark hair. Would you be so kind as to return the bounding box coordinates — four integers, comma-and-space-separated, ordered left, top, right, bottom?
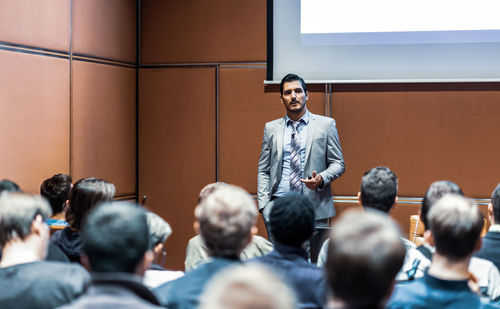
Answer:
421, 180, 464, 230
65, 178, 115, 230
0, 179, 20, 194
327, 209, 405, 309
428, 194, 483, 261
0, 193, 52, 247
360, 166, 398, 213
280, 73, 307, 95
40, 174, 72, 215
270, 193, 315, 247
82, 201, 150, 273
491, 184, 500, 222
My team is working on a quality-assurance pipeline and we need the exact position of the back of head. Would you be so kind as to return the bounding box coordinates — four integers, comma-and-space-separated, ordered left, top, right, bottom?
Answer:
195, 185, 257, 257
66, 178, 116, 230
198, 182, 227, 204
0, 193, 52, 247
199, 264, 296, 309
421, 180, 463, 230
491, 183, 500, 223
40, 174, 72, 215
146, 211, 172, 247
280, 73, 307, 95
327, 209, 405, 309
360, 166, 398, 213
270, 193, 315, 247
81, 201, 150, 273
428, 194, 483, 261
0, 179, 21, 194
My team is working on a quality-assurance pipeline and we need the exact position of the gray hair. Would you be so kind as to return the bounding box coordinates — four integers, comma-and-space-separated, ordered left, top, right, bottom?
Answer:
195, 185, 257, 257
199, 264, 296, 309
146, 211, 172, 246
0, 193, 52, 246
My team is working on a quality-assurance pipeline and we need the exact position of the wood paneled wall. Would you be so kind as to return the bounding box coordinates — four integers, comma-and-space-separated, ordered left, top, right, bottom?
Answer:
140, 0, 500, 271
0, 0, 136, 196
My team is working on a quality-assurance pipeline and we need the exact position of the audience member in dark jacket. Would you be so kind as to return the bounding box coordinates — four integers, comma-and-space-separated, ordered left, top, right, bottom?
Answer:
476, 184, 500, 271
51, 177, 115, 263
0, 193, 89, 309
59, 201, 162, 309
251, 193, 327, 309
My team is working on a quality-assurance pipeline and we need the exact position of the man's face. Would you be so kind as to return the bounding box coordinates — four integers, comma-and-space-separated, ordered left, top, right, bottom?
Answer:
281, 80, 308, 115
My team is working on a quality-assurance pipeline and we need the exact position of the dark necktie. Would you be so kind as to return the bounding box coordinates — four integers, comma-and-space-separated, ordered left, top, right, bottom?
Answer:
289, 121, 302, 193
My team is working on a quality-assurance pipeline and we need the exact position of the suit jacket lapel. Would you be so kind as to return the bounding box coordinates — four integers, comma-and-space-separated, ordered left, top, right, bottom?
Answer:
305, 113, 316, 169
276, 117, 285, 166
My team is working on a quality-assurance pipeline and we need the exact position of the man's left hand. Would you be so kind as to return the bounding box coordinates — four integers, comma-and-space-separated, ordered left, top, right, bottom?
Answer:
301, 171, 323, 190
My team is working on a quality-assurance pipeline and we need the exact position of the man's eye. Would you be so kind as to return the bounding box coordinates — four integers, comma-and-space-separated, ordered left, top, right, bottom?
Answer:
295, 89, 303, 93
284, 91, 292, 95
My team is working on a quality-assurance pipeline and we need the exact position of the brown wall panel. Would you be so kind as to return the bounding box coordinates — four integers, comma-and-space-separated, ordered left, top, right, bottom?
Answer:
218, 68, 326, 193
141, 0, 266, 64
139, 67, 216, 270
72, 0, 136, 63
331, 90, 500, 198
0, 0, 69, 51
72, 61, 136, 196
0, 50, 69, 193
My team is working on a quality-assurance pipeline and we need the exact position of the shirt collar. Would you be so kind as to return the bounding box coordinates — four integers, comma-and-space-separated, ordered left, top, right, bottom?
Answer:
286, 110, 310, 126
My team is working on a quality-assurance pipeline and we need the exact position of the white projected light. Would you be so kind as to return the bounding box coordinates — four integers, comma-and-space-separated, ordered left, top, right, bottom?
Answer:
271, 0, 500, 81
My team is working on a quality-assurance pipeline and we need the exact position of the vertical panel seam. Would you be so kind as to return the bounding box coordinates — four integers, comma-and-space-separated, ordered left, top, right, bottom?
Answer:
215, 64, 220, 182
69, 0, 73, 177
136, 0, 141, 203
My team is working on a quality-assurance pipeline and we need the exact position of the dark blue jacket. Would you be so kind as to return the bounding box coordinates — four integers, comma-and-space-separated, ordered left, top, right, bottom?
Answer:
251, 242, 327, 309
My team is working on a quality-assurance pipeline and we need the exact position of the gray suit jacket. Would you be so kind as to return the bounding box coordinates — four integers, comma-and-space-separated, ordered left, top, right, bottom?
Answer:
257, 112, 344, 219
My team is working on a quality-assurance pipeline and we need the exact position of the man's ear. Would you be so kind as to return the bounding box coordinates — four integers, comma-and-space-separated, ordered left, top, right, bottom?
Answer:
488, 203, 495, 225
31, 214, 45, 236
251, 226, 258, 236
136, 250, 154, 276
475, 236, 483, 252
193, 220, 200, 234
305, 91, 309, 100
424, 230, 434, 246
80, 254, 92, 272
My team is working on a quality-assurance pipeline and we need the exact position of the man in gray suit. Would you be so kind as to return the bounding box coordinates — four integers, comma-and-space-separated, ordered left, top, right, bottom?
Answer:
257, 73, 345, 240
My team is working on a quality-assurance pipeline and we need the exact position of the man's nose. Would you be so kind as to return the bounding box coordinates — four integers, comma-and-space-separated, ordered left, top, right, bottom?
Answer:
291, 91, 297, 98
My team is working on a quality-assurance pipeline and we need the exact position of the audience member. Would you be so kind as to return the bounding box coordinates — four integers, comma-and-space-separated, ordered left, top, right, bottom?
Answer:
387, 194, 499, 309
475, 184, 500, 271
143, 211, 184, 288
317, 166, 429, 281
155, 184, 257, 309
326, 209, 406, 309
199, 264, 296, 309
40, 173, 72, 227
418, 180, 500, 300
0, 193, 89, 308
185, 182, 273, 271
51, 177, 115, 263
251, 192, 327, 308
59, 201, 162, 308
0, 179, 20, 194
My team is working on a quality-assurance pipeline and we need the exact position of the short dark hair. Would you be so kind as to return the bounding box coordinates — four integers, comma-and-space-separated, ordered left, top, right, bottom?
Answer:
270, 193, 315, 247
0, 193, 52, 246
82, 201, 150, 273
428, 194, 483, 261
65, 178, 115, 230
280, 73, 307, 95
40, 174, 72, 215
0, 179, 20, 194
491, 184, 500, 222
360, 166, 398, 213
327, 209, 405, 308
421, 181, 463, 230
